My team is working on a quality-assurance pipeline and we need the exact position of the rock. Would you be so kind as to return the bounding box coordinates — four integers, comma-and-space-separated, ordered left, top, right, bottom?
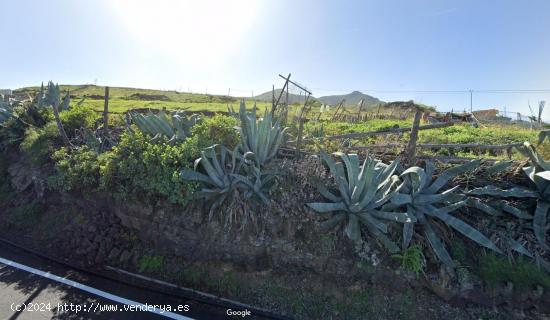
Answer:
8, 162, 34, 192
119, 250, 131, 264
95, 250, 106, 265
108, 247, 121, 261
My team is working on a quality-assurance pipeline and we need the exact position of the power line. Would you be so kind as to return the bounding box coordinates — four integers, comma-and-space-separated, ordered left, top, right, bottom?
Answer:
309, 87, 550, 94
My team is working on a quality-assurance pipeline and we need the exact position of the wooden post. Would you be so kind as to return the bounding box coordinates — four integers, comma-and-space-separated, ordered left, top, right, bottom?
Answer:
295, 93, 311, 158
404, 106, 422, 165
103, 86, 109, 136
273, 73, 291, 116
271, 85, 275, 112
285, 83, 289, 124
356, 98, 364, 117
52, 100, 72, 147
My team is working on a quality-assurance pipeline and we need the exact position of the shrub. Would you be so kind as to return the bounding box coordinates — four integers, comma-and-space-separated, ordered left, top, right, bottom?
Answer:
392, 244, 426, 276
48, 146, 106, 192
20, 121, 60, 165
100, 131, 199, 205
191, 114, 239, 149
476, 252, 550, 290
0, 155, 13, 203
59, 105, 100, 136
138, 255, 164, 273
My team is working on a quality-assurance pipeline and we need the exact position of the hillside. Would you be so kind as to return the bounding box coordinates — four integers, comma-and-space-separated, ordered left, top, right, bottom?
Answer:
252, 89, 319, 104
15, 84, 237, 104
253, 89, 383, 108
317, 91, 383, 107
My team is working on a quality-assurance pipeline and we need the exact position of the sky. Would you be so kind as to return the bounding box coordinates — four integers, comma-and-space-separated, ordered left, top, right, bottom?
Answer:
1, 0, 549, 120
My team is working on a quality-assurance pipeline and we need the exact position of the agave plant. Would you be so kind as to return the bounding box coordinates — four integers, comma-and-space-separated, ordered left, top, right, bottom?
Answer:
77, 127, 115, 153
236, 101, 287, 168
390, 160, 501, 268
539, 129, 550, 145
37, 82, 71, 111
469, 143, 550, 249
0, 100, 14, 125
41, 81, 72, 146
181, 145, 272, 217
232, 165, 274, 205
130, 110, 200, 144
307, 152, 413, 252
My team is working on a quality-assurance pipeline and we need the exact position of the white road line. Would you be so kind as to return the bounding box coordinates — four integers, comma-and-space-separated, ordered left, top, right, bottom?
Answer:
0, 256, 193, 320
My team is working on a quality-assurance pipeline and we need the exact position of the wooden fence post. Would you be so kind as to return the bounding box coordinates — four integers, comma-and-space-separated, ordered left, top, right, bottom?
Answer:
103, 86, 109, 136
53, 100, 72, 147
404, 107, 422, 165
295, 94, 311, 158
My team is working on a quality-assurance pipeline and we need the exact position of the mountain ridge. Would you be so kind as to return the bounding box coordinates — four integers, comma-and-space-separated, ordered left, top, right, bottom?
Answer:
253, 89, 383, 107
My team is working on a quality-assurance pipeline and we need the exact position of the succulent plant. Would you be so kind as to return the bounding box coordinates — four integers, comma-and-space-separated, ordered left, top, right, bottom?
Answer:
37, 82, 71, 111
130, 110, 200, 144
0, 100, 14, 125
307, 152, 413, 252
232, 165, 274, 205
539, 129, 550, 145
181, 145, 272, 217
77, 127, 115, 153
236, 101, 287, 168
41, 81, 72, 146
470, 143, 550, 249
390, 160, 501, 268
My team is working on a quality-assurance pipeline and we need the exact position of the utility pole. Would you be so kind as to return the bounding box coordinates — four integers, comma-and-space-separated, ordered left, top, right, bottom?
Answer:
469, 90, 473, 112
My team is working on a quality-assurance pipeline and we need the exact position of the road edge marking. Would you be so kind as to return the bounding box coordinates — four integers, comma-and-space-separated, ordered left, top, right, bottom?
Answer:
0, 256, 192, 320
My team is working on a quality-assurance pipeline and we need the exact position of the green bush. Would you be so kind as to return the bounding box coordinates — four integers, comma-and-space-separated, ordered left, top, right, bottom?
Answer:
191, 114, 239, 149
0, 105, 53, 151
20, 121, 60, 165
46, 116, 238, 204
476, 252, 550, 290
59, 105, 100, 136
0, 155, 13, 203
99, 131, 199, 205
138, 255, 164, 273
48, 146, 106, 192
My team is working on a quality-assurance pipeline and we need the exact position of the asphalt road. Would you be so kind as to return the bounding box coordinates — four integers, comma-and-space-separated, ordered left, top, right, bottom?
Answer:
0, 242, 264, 320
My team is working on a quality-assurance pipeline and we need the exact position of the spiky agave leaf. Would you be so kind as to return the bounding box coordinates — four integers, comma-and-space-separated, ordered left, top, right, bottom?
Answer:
393, 160, 501, 268
474, 144, 550, 249
130, 110, 200, 144
0, 100, 15, 125
236, 101, 287, 168
181, 145, 243, 217
517, 142, 550, 171
231, 165, 273, 205
307, 152, 413, 251
538, 129, 550, 146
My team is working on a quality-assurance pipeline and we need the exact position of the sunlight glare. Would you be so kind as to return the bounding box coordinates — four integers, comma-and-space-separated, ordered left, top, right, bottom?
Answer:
107, 0, 259, 68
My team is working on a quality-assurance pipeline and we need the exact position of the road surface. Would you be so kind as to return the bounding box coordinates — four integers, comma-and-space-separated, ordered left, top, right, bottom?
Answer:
0, 242, 267, 320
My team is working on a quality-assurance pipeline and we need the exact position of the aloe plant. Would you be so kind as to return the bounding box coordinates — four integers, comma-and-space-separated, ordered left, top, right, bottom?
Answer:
130, 110, 200, 144
307, 152, 413, 252
470, 143, 550, 249
236, 101, 287, 168
390, 160, 501, 268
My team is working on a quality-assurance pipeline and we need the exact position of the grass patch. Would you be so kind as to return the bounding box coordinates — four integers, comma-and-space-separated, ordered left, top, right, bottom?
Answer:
475, 252, 550, 291
138, 255, 164, 273
9, 202, 43, 227
392, 244, 425, 276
